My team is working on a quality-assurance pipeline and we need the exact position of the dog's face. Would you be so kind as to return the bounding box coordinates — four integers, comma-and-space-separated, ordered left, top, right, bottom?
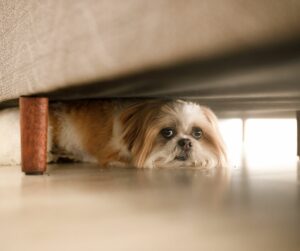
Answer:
121, 100, 227, 169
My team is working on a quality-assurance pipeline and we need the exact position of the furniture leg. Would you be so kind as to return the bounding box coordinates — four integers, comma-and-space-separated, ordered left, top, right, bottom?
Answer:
297, 111, 300, 157
19, 97, 49, 175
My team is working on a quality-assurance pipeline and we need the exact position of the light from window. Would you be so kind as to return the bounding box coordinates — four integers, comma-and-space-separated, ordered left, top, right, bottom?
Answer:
219, 118, 297, 170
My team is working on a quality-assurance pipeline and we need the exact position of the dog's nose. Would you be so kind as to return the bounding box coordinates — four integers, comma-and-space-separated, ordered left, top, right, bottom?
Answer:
177, 138, 192, 150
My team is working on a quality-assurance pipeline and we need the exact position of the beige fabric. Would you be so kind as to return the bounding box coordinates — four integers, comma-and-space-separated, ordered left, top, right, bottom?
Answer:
1, 0, 300, 103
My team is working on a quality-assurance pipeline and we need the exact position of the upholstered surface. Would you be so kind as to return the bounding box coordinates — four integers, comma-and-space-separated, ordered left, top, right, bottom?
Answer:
1, 0, 300, 106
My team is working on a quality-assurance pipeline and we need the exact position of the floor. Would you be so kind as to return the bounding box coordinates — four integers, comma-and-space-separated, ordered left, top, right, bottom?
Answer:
1, 158, 299, 251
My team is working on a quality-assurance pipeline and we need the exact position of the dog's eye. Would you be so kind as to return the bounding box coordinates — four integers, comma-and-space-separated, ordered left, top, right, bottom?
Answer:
161, 128, 176, 139
192, 127, 203, 139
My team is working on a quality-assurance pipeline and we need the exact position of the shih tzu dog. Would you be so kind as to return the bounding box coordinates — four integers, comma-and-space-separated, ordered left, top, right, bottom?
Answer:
0, 100, 227, 169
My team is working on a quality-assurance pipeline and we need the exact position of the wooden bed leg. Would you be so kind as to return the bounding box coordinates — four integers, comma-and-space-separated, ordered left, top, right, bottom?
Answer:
297, 111, 300, 158
19, 97, 49, 175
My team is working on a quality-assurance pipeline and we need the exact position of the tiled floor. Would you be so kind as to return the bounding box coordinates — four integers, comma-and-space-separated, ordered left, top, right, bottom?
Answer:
1, 159, 299, 251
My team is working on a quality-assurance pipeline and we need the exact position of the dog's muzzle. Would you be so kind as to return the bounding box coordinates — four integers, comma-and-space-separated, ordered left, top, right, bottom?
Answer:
175, 138, 192, 161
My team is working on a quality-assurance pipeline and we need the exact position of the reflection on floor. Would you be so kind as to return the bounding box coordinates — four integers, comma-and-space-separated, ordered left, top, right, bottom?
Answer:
0, 157, 299, 251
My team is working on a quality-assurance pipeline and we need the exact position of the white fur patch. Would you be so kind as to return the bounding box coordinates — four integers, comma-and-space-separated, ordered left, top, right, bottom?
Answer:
109, 116, 131, 159
178, 102, 206, 132
0, 108, 56, 165
0, 108, 21, 165
57, 115, 97, 163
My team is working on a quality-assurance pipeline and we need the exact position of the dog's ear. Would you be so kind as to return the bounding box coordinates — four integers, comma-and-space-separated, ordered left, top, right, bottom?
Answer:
120, 102, 162, 168
201, 106, 228, 168
201, 106, 220, 131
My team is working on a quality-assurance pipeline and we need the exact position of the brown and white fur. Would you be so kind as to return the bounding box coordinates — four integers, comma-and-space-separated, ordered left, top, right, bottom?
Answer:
0, 100, 227, 169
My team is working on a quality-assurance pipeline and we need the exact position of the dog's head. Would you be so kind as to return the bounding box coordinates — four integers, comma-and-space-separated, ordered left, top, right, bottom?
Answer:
121, 100, 227, 169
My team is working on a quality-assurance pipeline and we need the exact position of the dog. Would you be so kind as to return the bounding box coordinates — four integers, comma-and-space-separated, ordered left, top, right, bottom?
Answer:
0, 99, 227, 169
